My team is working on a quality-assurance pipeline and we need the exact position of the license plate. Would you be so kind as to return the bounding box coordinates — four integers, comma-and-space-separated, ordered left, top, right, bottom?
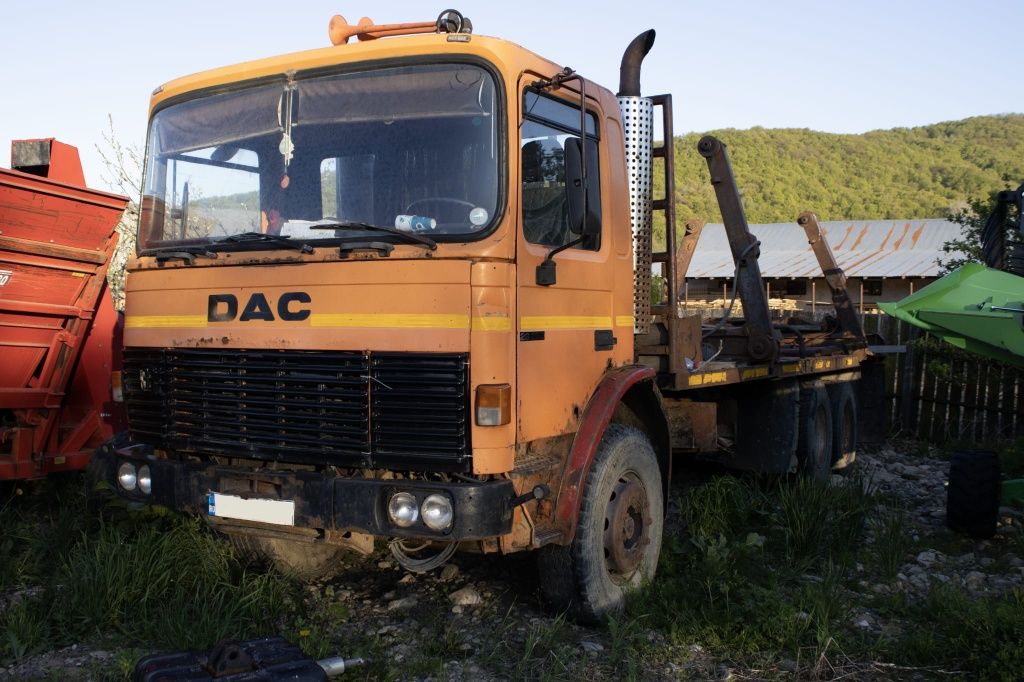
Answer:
208, 492, 296, 526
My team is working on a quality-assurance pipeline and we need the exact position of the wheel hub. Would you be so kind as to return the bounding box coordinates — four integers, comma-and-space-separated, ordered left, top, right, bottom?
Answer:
603, 475, 651, 580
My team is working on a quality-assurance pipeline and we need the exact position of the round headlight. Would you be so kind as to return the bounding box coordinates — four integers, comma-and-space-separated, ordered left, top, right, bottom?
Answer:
421, 493, 453, 531
387, 492, 419, 528
117, 462, 137, 491
137, 465, 152, 495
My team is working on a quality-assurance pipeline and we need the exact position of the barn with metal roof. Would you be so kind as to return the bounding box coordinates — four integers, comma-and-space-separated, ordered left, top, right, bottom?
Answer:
682, 219, 966, 313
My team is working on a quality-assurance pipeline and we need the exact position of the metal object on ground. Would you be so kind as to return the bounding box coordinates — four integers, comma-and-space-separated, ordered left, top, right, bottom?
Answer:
0, 138, 128, 480
133, 636, 366, 681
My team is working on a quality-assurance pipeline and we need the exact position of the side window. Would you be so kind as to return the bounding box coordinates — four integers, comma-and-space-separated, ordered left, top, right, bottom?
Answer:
522, 92, 600, 250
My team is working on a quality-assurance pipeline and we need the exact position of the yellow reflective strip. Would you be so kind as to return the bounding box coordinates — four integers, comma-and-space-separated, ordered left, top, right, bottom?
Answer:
688, 371, 728, 387
310, 313, 469, 329
783, 363, 801, 374
472, 316, 512, 332
615, 315, 635, 327
520, 315, 613, 331
741, 366, 769, 380
124, 315, 207, 328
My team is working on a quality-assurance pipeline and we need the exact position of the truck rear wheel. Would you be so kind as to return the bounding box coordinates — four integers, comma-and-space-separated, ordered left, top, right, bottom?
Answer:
536, 424, 663, 624
829, 382, 858, 470
797, 382, 833, 481
947, 449, 1001, 539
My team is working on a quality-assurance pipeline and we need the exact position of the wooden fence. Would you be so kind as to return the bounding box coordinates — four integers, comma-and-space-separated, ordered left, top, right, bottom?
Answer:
861, 312, 1024, 444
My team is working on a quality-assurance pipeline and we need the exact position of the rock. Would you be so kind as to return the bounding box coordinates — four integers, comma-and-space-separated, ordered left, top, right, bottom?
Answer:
580, 641, 604, 653
452, 604, 464, 615
964, 571, 986, 591
449, 586, 483, 606
440, 564, 460, 581
377, 560, 394, 569
386, 596, 418, 611
398, 573, 416, 585
916, 549, 943, 568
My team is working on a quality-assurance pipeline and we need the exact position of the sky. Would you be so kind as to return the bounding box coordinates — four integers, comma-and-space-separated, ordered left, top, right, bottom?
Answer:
2, 1, 1022, 193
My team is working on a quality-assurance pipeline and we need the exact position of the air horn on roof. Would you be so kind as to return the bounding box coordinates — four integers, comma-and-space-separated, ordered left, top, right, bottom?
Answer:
328, 9, 473, 45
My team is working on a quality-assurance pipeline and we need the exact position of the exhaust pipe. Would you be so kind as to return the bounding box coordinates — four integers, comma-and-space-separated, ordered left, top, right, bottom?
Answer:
617, 30, 656, 333
617, 29, 656, 97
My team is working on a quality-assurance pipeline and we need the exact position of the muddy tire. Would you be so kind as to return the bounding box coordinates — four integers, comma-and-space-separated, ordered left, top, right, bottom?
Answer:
797, 382, 833, 481
223, 532, 345, 581
947, 449, 1001, 539
536, 424, 663, 624
829, 382, 858, 470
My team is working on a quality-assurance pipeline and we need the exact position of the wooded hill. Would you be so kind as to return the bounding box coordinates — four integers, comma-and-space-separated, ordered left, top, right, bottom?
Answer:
666, 114, 1024, 231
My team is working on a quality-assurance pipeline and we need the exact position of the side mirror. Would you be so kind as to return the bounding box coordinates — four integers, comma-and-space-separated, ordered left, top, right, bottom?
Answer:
564, 137, 601, 239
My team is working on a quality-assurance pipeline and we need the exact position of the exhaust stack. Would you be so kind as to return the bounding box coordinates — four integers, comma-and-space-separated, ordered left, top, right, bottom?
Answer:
617, 30, 656, 334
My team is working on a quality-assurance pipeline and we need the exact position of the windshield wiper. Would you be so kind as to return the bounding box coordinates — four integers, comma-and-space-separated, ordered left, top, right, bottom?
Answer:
308, 221, 437, 251
142, 246, 218, 265
213, 232, 314, 254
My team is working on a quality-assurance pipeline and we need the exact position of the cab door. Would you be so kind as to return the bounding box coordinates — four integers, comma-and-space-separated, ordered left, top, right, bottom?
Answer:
516, 79, 616, 442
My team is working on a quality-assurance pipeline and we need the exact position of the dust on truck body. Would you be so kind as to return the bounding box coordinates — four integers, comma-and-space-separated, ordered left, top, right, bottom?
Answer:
91, 12, 870, 620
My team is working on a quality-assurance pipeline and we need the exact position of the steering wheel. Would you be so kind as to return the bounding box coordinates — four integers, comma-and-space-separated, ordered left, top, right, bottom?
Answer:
405, 197, 477, 217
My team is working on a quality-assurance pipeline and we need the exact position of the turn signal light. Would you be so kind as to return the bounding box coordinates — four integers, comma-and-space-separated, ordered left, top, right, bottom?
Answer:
475, 384, 510, 426
110, 371, 124, 402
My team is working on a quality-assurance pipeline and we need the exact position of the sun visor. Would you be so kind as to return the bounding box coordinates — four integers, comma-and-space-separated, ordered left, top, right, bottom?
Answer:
153, 85, 284, 156
297, 65, 492, 124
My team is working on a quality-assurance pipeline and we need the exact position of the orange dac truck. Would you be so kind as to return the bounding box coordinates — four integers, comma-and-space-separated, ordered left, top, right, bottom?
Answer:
91, 11, 873, 620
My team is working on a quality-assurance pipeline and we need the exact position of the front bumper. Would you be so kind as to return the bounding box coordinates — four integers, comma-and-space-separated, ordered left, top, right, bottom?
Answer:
90, 443, 515, 541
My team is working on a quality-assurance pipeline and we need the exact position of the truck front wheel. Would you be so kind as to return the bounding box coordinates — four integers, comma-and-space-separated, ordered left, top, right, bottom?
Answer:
537, 424, 664, 623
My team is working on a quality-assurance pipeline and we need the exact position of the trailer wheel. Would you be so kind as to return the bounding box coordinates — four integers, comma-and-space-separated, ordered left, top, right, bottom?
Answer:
797, 382, 833, 481
947, 449, 1001, 539
536, 424, 663, 623
829, 382, 858, 470
222, 531, 345, 581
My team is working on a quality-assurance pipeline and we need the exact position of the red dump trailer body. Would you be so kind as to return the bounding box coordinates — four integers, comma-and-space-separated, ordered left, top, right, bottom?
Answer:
0, 138, 129, 480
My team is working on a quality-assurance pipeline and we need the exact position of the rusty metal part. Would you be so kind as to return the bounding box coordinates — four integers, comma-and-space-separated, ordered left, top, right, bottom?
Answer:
697, 135, 780, 363
603, 474, 651, 580
797, 212, 867, 348
553, 365, 658, 539
675, 218, 704, 280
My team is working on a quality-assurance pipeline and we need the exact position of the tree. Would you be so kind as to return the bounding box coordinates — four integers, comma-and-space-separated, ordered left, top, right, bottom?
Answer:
95, 116, 143, 310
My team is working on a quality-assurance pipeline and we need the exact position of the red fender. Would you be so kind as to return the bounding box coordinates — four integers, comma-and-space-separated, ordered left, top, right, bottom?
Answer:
553, 364, 657, 535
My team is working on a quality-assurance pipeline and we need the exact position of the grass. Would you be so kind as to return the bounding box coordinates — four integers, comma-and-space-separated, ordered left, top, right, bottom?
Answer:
0, 479, 301, 668
4, 457, 1024, 680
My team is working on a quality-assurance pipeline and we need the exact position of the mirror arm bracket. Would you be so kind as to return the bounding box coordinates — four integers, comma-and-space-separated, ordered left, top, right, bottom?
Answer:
536, 236, 584, 286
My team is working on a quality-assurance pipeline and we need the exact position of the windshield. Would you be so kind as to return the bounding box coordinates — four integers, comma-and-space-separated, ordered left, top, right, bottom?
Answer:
138, 63, 500, 252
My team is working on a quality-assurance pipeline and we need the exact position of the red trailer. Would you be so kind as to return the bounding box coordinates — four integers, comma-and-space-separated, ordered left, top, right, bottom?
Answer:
0, 138, 129, 480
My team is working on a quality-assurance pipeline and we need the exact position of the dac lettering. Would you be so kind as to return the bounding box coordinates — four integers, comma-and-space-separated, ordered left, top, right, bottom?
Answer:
206, 292, 311, 322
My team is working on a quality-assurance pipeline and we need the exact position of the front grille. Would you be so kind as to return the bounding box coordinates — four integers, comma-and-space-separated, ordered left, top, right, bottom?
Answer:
123, 348, 471, 471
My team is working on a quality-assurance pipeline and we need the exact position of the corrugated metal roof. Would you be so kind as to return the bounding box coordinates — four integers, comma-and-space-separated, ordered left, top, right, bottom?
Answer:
685, 219, 966, 278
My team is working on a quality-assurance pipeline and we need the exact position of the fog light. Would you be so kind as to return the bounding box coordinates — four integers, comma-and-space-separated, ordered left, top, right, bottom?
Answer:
137, 465, 152, 495
387, 492, 419, 528
117, 462, 137, 491
421, 493, 453, 531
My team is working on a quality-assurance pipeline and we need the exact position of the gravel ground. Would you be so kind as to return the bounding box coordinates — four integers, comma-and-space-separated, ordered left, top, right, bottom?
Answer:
4, 441, 1023, 681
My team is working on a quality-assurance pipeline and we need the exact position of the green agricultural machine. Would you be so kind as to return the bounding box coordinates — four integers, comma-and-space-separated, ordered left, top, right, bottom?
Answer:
880, 183, 1024, 538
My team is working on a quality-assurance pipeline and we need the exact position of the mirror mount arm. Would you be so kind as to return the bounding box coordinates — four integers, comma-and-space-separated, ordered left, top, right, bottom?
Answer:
536, 236, 584, 286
